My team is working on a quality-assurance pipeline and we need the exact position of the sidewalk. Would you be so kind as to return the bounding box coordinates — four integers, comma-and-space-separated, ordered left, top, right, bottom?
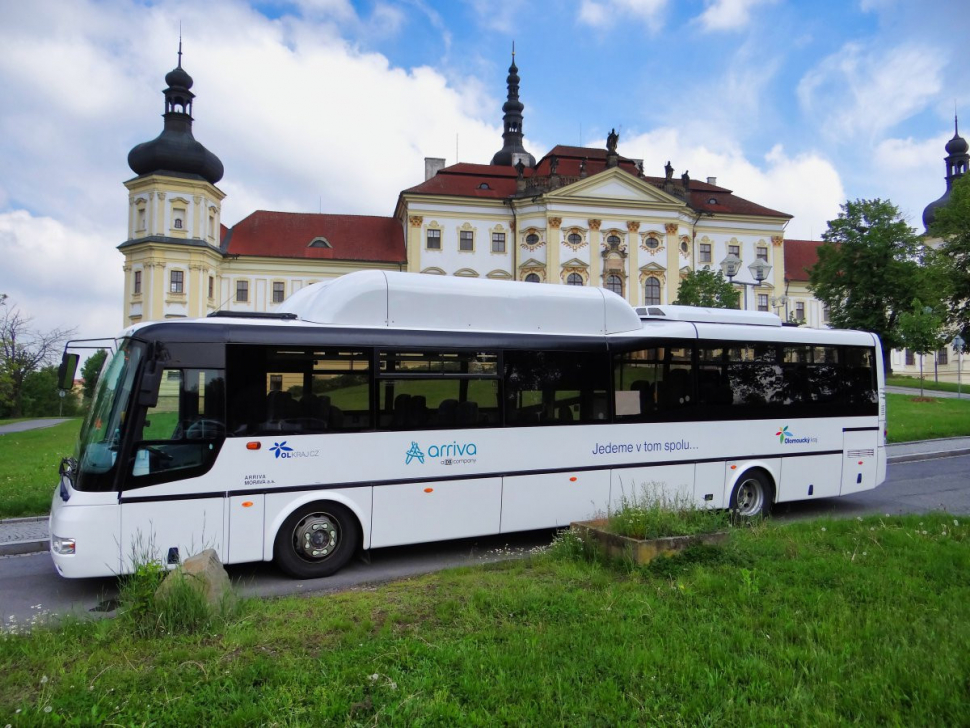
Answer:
4, 437, 968, 558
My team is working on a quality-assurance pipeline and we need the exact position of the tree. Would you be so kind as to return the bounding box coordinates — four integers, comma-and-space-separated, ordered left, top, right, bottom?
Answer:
674, 269, 740, 309
22, 365, 81, 417
897, 300, 947, 396
0, 295, 75, 418
929, 174, 970, 339
808, 199, 943, 376
81, 349, 109, 401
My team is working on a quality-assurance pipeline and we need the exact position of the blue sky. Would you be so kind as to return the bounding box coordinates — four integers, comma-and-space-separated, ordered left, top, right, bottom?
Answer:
0, 0, 965, 338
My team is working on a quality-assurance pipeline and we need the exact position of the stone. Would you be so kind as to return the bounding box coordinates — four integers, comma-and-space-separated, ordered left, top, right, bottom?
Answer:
155, 548, 233, 608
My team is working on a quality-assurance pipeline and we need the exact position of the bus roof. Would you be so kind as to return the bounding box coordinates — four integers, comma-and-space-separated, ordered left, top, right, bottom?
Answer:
277, 270, 645, 336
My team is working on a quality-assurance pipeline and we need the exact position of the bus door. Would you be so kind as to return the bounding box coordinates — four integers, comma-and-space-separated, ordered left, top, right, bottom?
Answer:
120, 367, 228, 569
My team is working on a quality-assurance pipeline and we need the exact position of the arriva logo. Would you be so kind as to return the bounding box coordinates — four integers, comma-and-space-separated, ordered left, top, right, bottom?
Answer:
405, 440, 478, 465
775, 425, 818, 445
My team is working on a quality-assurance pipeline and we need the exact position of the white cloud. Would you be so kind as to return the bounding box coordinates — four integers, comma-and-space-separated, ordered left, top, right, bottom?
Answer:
695, 0, 778, 32
797, 41, 946, 141
619, 128, 845, 240
578, 0, 667, 31
0, 211, 123, 338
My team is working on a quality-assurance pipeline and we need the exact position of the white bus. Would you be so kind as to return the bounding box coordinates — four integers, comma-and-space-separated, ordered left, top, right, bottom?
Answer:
52, 271, 886, 579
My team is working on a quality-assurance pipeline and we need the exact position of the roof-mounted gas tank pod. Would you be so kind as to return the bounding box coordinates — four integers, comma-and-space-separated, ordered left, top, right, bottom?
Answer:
278, 270, 644, 335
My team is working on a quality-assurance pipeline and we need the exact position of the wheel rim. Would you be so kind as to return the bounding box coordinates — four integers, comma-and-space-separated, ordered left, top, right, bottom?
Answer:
735, 478, 765, 517
293, 513, 340, 562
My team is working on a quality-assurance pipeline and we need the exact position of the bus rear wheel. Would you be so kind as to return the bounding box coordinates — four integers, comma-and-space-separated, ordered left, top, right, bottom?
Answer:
275, 502, 360, 579
730, 470, 773, 519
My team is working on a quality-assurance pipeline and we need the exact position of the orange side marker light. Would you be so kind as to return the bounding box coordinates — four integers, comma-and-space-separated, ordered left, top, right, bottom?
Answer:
247, 442, 261, 450
569, 477, 578, 482
730, 465, 737, 470
424, 488, 434, 493
242, 501, 254, 508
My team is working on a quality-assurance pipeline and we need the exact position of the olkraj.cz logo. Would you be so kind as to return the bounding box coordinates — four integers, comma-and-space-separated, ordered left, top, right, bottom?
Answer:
775, 425, 818, 445
270, 441, 293, 459
269, 441, 320, 460
405, 439, 478, 465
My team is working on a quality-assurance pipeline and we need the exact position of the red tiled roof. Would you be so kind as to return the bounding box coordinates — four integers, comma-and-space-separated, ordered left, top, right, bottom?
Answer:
403, 146, 791, 219
224, 211, 405, 263
784, 238, 824, 281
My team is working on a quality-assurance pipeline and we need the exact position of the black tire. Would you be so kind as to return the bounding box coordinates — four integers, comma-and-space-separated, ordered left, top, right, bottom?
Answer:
274, 501, 360, 579
729, 469, 774, 519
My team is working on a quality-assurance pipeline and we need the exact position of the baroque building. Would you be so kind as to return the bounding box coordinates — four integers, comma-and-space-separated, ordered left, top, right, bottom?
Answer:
121, 50, 808, 326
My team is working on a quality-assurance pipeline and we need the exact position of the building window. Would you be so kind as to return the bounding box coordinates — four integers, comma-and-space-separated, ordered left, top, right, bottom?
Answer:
133, 270, 141, 295
208, 276, 214, 299
905, 349, 915, 366
272, 281, 285, 303
644, 236, 660, 249
757, 294, 769, 312
491, 232, 506, 254
644, 277, 661, 305
680, 240, 688, 254
938, 348, 949, 366
566, 273, 584, 286
136, 208, 146, 231
525, 273, 540, 283
757, 246, 768, 261
526, 233, 540, 246
170, 270, 183, 294
208, 213, 215, 238
728, 244, 740, 258
459, 230, 474, 251
607, 234, 621, 246
567, 232, 583, 246
426, 229, 441, 250
700, 243, 711, 263
795, 301, 805, 322
236, 280, 249, 303
605, 274, 623, 296
174, 218, 183, 229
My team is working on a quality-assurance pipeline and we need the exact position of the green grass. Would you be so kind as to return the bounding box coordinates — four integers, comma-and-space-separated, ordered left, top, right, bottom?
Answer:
0, 419, 80, 518
2, 514, 969, 724
888, 375, 970, 395
607, 483, 731, 538
886, 392, 970, 443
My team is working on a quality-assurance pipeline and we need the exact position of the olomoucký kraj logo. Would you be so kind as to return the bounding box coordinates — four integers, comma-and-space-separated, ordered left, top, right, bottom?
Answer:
775, 426, 793, 443
271, 441, 293, 458
775, 425, 818, 445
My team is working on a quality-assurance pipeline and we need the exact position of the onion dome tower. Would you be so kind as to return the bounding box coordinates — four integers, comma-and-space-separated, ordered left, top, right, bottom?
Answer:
490, 48, 536, 167
127, 45, 224, 184
120, 43, 227, 327
922, 115, 969, 232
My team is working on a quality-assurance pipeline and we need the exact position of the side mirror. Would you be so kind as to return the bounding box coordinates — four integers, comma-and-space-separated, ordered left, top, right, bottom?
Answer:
57, 353, 79, 391
137, 360, 162, 408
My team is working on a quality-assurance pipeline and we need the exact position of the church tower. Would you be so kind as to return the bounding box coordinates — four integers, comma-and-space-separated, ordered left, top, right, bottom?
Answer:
922, 115, 969, 233
119, 45, 227, 324
490, 48, 536, 167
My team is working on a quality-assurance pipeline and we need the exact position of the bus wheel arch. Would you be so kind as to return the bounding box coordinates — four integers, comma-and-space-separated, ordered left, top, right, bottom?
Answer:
729, 468, 774, 519
273, 500, 361, 579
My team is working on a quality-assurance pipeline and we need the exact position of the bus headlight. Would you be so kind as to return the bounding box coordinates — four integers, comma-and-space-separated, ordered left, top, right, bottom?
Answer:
51, 536, 76, 555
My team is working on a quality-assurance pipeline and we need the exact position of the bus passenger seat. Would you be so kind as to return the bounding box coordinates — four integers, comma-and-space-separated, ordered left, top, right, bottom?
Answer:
437, 399, 458, 426
456, 401, 479, 426
392, 394, 411, 428
407, 395, 429, 427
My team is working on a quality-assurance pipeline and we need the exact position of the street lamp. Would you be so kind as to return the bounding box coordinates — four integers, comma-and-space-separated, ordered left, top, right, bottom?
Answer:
954, 334, 965, 399
719, 254, 772, 310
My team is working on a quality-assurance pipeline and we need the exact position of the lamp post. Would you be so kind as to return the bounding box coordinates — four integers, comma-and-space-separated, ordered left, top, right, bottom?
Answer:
720, 254, 772, 310
955, 335, 965, 399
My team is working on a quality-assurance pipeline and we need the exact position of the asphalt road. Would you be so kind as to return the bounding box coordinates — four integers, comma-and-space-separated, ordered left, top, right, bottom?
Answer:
3, 453, 969, 629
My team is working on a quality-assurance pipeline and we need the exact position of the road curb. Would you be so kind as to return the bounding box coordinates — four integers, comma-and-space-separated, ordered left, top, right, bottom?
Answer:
0, 539, 48, 556
888, 448, 970, 464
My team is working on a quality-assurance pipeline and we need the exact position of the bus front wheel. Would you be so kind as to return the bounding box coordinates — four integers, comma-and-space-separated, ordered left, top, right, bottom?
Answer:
729, 470, 773, 519
274, 502, 360, 579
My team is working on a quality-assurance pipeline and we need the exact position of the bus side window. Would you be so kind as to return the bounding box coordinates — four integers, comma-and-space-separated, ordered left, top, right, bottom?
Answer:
506, 350, 609, 426
130, 368, 226, 484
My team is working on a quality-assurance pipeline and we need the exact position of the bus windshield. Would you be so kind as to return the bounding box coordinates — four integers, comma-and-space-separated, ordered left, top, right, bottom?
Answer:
74, 339, 145, 492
